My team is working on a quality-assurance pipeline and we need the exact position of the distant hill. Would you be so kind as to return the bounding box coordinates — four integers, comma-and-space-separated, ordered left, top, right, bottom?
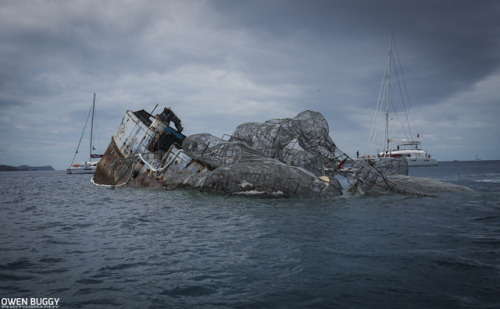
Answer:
0, 165, 55, 172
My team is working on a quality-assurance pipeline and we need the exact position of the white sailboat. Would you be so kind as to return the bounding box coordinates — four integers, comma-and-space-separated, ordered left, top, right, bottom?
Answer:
67, 93, 103, 174
360, 33, 438, 167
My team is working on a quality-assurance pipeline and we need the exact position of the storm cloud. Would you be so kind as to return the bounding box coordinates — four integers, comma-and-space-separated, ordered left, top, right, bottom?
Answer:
0, 0, 499, 169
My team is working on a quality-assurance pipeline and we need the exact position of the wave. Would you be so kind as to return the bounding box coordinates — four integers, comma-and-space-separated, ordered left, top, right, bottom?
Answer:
475, 178, 500, 183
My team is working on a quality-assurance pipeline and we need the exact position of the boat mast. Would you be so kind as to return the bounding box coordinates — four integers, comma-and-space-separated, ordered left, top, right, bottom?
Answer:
90, 93, 96, 162
384, 33, 393, 153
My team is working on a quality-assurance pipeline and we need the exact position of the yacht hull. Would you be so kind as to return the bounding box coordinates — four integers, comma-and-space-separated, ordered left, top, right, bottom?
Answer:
407, 158, 438, 167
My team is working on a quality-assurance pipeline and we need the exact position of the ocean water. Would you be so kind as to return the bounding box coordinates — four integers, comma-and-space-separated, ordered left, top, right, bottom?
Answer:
0, 160, 499, 308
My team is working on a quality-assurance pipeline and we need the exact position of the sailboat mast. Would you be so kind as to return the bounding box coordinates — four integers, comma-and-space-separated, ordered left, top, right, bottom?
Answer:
385, 111, 389, 152
384, 34, 393, 153
90, 93, 96, 162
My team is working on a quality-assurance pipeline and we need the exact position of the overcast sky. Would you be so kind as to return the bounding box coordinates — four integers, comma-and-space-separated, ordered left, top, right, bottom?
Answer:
1, 0, 499, 170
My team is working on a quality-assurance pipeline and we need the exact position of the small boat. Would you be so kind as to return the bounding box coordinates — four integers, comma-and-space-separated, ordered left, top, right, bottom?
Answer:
376, 138, 437, 167
67, 93, 103, 174
360, 32, 437, 167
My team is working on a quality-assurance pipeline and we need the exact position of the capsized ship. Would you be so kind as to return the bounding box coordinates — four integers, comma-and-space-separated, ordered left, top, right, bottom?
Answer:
94, 108, 209, 188
94, 107, 471, 197
93, 108, 345, 196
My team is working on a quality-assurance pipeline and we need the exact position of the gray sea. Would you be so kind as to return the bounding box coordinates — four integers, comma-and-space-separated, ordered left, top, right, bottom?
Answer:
1, 160, 499, 308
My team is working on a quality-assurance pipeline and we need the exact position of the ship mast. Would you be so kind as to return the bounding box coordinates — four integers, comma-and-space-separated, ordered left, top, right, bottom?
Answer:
90, 93, 96, 162
384, 34, 393, 153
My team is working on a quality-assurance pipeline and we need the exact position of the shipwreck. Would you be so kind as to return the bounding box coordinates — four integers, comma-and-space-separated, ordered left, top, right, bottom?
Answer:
93, 107, 471, 197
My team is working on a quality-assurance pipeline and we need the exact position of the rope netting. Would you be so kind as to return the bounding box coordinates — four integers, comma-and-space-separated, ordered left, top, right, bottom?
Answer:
182, 132, 339, 196
182, 110, 433, 197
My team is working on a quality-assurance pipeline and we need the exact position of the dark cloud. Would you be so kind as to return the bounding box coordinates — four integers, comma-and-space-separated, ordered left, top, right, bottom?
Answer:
212, 0, 500, 103
0, 0, 499, 168
0, 98, 29, 108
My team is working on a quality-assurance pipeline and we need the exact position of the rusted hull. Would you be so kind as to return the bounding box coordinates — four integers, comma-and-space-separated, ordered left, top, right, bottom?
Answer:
93, 110, 210, 188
